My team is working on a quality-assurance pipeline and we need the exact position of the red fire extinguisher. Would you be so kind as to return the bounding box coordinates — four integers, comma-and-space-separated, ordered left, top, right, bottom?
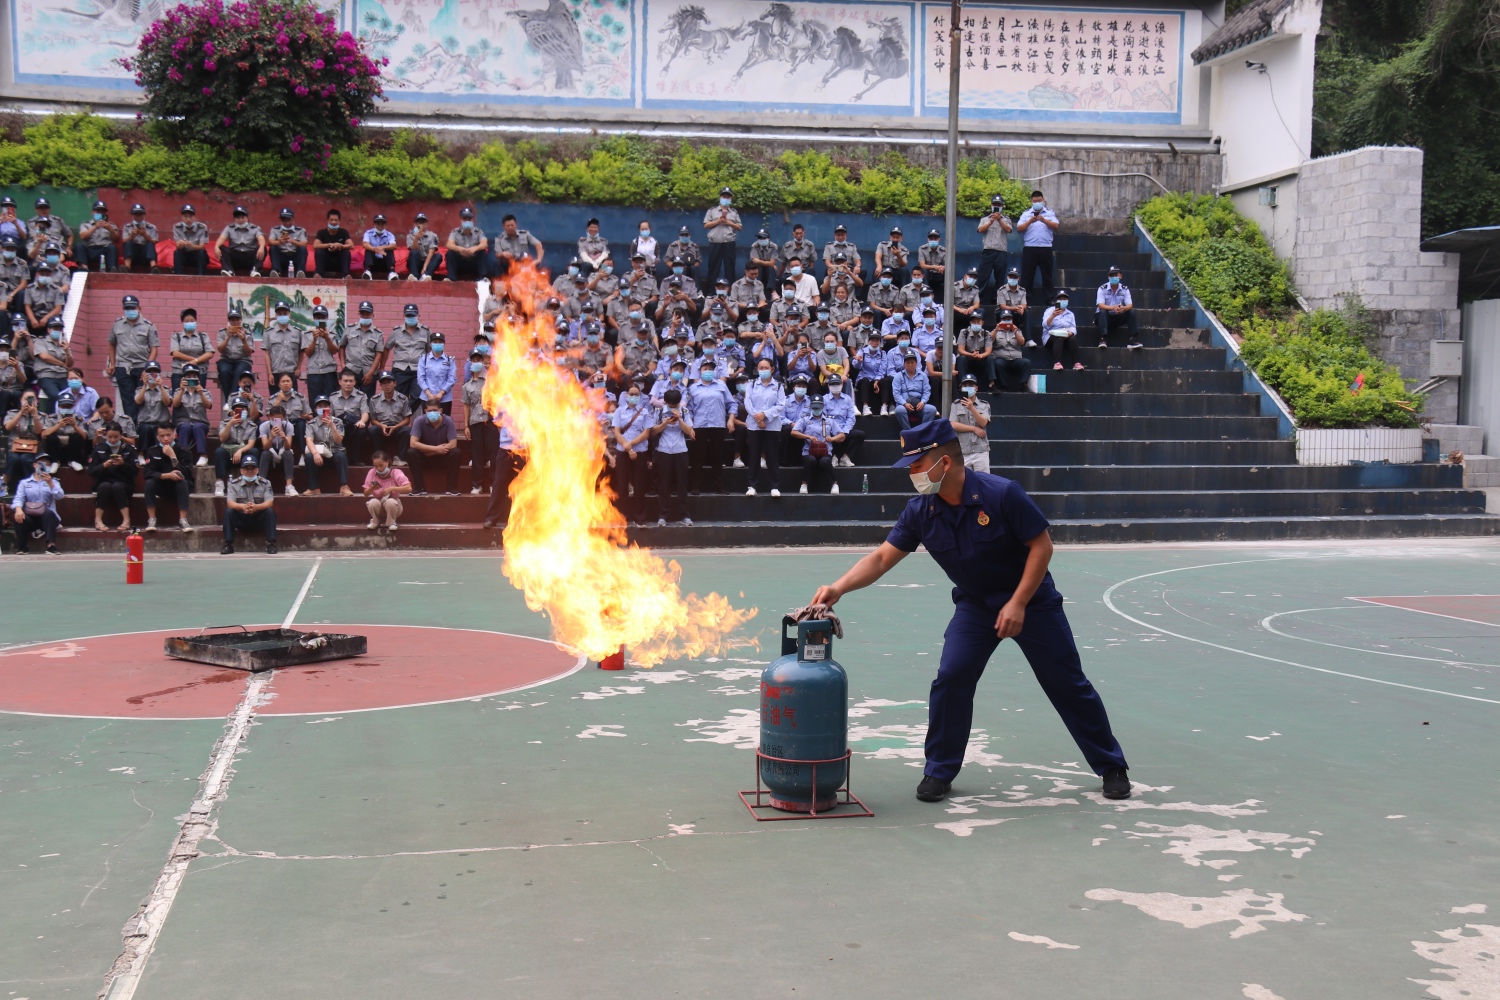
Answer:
598, 646, 625, 670
126, 530, 144, 585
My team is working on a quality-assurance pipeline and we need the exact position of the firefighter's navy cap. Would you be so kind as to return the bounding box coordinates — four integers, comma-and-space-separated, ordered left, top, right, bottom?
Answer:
892, 419, 957, 469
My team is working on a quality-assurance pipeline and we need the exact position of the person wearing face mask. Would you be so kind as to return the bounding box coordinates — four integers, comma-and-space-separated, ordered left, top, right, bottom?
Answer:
214, 400, 260, 497
226, 371, 264, 426
60, 368, 99, 425
43, 390, 90, 472
892, 350, 936, 431
221, 453, 277, 554
170, 308, 215, 391
661, 225, 700, 284
990, 311, 1032, 392
625, 254, 661, 316
975, 194, 1015, 310
627, 221, 658, 272
749, 314, 786, 377
826, 284, 859, 333
263, 300, 306, 394
0, 337, 23, 420
416, 331, 457, 417
730, 262, 768, 317
809, 419, 1132, 805
1016, 190, 1060, 312
577, 321, 612, 383
821, 249, 862, 301
949, 373, 992, 473
748, 228, 781, 286
302, 395, 350, 496
25, 262, 68, 353
1042, 291, 1081, 370
703, 188, 742, 286
1095, 265, 1143, 350
460, 352, 495, 494
657, 270, 701, 324
652, 332, 693, 383
575, 217, 609, 277
383, 304, 431, 401
368, 371, 414, 467
445, 207, 490, 282
493, 213, 543, 278
172, 204, 210, 276
652, 358, 691, 410
814, 330, 850, 390
912, 307, 944, 356
341, 301, 384, 389
363, 450, 412, 533
0, 197, 25, 249
27, 198, 73, 261
742, 360, 785, 497
407, 398, 460, 496
957, 314, 995, 389
141, 422, 193, 533
216, 205, 267, 277
866, 267, 902, 324
134, 362, 173, 450
587, 254, 619, 299
361, 213, 398, 281
684, 358, 734, 495
953, 266, 984, 327
77, 200, 121, 273
821, 375, 862, 468
0, 237, 29, 335
123, 203, 159, 274
843, 306, 879, 355
615, 319, 660, 392
267, 208, 309, 278
302, 304, 344, 403
33, 316, 72, 414
311, 209, 353, 279
4, 390, 45, 494
170, 364, 214, 465
874, 225, 910, 288
405, 212, 443, 281
214, 308, 256, 398
820, 224, 860, 282
898, 268, 927, 313
106, 294, 159, 424
611, 379, 656, 522
10, 451, 64, 554
995, 267, 1033, 345
851, 333, 890, 417
88, 420, 138, 531
266, 375, 310, 479
917, 229, 947, 295
328, 369, 371, 464
650, 387, 695, 526
779, 373, 814, 466
792, 393, 839, 494
879, 307, 914, 358
786, 337, 818, 393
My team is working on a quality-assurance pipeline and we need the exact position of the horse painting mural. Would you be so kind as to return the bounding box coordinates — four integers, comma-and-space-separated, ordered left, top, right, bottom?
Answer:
650, 1, 911, 108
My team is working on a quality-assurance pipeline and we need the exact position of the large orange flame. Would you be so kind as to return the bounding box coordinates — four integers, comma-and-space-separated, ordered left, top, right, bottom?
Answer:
481, 261, 757, 666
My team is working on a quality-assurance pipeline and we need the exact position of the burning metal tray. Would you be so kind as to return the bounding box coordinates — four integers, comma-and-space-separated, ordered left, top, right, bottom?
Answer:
164, 626, 367, 672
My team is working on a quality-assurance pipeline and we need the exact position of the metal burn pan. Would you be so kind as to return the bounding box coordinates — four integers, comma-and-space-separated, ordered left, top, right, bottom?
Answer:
164, 625, 368, 672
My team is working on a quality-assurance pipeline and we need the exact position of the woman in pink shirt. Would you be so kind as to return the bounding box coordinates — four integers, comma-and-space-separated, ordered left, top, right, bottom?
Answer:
362, 449, 412, 533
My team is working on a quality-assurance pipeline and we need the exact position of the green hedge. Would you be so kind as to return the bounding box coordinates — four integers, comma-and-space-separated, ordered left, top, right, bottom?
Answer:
1239, 306, 1423, 429
0, 114, 1031, 215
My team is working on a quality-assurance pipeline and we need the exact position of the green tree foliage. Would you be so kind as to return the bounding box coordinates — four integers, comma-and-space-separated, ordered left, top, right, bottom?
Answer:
0, 115, 1030, 217
1312, 0, 1500, 236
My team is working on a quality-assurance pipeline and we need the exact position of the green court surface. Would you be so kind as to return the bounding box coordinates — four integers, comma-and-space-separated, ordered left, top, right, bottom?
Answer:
4, 541, 1499, 1000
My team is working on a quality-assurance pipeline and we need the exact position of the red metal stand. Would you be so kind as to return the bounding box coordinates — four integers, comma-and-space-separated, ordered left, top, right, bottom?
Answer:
738, 749, 874, 821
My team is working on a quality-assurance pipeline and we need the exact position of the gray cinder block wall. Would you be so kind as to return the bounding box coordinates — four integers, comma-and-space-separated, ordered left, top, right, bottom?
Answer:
1292, 146, 1460, 421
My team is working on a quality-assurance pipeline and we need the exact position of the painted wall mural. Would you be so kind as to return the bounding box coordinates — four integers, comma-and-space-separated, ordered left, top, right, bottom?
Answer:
641, 1, 913, 114
7, 0, 1195, 126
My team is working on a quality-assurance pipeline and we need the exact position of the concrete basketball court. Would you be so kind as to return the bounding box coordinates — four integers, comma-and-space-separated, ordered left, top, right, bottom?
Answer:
3, 539, 1498, 1000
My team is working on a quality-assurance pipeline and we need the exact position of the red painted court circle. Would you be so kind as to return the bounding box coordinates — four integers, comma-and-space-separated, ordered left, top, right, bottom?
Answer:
0, 625, 582, 719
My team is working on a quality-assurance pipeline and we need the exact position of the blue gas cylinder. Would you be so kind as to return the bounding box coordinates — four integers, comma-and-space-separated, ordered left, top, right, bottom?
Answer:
759, 617, 848, 812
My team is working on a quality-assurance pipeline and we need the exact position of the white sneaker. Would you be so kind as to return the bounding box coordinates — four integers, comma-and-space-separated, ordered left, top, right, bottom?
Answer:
221, 269, 233, 277
1025, 339, 1037, 348
285, 484, 298, 496
195, 455, 208, 467
387, 272, 398, 281
386, 522, 397, 533
770, 488, 781, 497
470, 485, 482, 495
732, 457, 744, 468
420, 274, 432, 282
392, 457, 408, 467
759, 457, 767, 470
367, 518, 379, 530
830, 483, 840, 494
657, 517, 667, 527
745, 487, 757, 496
861, 406, 873, 416
799, 483, 808, 494
362, 270, 372, 280
214, 480, 225, 497
296, 270, 306, 278
145, 517, 157, 532
250, 269, 261, 277
179, 518, 194, 532
68, 461, 83, 472
407, 273, 418, 281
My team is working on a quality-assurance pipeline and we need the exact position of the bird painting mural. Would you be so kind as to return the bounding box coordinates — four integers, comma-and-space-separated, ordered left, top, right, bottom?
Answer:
510, 0, 585, 90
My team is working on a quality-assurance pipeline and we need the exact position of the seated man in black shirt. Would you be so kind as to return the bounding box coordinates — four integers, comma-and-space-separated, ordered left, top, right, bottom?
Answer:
312, 209, 353, 279
141, 423, 194, 533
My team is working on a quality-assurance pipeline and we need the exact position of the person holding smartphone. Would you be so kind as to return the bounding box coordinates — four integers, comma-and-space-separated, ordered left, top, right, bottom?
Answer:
3, 389, 45, 494
651, 387, 694, 526
10, 453, 63, 554
1015, 190, 1060, 325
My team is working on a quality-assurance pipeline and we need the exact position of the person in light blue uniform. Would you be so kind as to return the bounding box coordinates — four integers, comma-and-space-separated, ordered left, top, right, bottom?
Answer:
891, 351, 935, 430
820, 375, 863, 467
1041, 291, 1080, 370
651, 387, 694, 525
810, 418, 1130, 803
416, 331, 458, 415
685, 359, 734, 494
610, 379, 655, 523
779, 372, 812, 466
852, 338, 889, 416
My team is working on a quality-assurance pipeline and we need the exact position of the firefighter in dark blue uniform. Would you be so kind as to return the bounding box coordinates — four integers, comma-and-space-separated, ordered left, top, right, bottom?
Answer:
811, 419, 1131, 802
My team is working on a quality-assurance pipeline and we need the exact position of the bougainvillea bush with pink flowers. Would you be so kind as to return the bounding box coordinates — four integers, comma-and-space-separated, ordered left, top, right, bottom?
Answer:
125, 0, 383, 170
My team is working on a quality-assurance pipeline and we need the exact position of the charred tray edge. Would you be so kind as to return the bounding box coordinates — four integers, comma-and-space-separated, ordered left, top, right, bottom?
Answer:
164, 628, 368, 672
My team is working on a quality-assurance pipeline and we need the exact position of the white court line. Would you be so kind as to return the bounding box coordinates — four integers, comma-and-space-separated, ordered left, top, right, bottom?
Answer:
1259, 607, 1500, 670
99, 558, 321, 1000
1100, 558, 1500, 707
1349, 596, 1500, 631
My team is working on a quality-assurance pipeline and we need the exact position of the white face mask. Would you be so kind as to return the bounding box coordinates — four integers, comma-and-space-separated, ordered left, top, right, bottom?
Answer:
909, 456, 948, 496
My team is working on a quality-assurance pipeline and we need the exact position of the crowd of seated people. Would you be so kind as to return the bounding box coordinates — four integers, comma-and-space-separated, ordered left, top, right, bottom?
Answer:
0, 187, 1147, 547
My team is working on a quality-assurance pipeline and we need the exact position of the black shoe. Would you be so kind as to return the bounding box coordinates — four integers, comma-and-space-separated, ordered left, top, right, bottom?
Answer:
915, 776, 952, 802
220, 542, 234, 555
482, 518, 497, 529
1101, 767, 1131, 800
265, 542, 278, 554
45, 543, 60, 555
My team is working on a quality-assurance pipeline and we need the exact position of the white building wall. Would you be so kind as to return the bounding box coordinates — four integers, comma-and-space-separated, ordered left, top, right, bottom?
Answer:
1461, 299, 1500, 455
